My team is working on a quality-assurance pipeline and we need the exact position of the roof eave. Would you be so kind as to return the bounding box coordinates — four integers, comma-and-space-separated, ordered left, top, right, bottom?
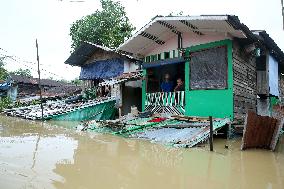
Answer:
118, 15, 259, 56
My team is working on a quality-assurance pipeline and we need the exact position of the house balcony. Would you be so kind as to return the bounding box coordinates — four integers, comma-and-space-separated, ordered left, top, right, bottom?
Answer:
145, 91, 185, 115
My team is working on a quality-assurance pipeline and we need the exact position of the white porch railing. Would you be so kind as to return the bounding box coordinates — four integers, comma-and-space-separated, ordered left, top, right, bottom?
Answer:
145, 91, 185, 114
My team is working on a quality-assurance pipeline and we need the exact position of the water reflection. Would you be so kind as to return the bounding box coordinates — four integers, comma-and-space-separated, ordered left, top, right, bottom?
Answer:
0, 116, 284, 189
0, 116, 78, 189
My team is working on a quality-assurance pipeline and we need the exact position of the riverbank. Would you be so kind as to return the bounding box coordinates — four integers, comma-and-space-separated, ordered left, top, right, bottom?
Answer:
0, 115, 283, 189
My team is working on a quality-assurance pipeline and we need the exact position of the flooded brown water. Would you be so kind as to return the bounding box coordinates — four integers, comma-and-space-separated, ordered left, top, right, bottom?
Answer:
0, 115, 284, 189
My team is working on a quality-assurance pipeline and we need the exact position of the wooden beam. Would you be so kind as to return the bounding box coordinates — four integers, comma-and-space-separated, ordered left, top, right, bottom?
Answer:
139, 32, 165, 45
180, 20, 204, 35
157, 21, 181, 35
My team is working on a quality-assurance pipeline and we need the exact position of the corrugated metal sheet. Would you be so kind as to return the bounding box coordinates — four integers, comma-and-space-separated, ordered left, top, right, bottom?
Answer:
98, 70, 143, 86
241, 111, 284, 151
65, 42, 103, 66
65, 42, 138, 67
84, 117, 230, 148
4, 97, 116, 121
11, 74, 65, 87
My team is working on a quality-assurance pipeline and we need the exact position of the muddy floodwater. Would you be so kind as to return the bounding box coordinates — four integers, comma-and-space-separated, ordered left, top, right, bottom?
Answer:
0, 116, 284, 189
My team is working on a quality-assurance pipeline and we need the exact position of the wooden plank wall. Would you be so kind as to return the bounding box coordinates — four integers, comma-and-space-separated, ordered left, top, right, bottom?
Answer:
233, 41, 257, 121
256, 71, 269, 95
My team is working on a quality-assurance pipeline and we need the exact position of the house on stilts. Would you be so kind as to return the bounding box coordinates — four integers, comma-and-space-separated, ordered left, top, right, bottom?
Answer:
116, 15, 284, 123
65, 42, 143, 116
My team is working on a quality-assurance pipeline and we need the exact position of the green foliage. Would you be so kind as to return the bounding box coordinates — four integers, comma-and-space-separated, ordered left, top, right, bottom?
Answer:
0, 97, 12, 111
0, 57, 8, 81
58, 79, 69, 84
71, 78, 82, 85
83, 87, 97, 100
10, 68, 32, 77
69, 0, 135, 51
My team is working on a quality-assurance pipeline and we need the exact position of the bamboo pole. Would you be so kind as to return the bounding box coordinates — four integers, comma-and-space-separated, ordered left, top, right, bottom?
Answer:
36, 39, 44, 121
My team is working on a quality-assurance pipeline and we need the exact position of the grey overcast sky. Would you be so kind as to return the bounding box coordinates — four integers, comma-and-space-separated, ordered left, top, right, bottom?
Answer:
0, 0, 283, 80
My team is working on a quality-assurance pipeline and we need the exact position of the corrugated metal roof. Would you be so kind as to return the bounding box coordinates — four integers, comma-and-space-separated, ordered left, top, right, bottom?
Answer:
98, 70, 143, 86
65, 42, 138, 67
255, 31, 284, 64
118, 15, 251, 57
64, 42, 112, 66
10, 74, 65, 87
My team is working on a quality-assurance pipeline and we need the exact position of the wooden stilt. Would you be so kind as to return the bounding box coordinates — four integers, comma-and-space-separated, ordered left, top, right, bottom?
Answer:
209, 116, 213, 151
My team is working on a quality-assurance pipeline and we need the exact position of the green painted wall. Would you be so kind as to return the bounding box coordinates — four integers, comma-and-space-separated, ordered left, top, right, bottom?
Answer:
185, 39, 233, 119
50, 100, 116, 121
143, 39, 234, 119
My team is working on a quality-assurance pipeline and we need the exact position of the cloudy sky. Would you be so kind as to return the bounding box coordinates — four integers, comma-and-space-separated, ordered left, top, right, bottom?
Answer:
0, 0, 283, 80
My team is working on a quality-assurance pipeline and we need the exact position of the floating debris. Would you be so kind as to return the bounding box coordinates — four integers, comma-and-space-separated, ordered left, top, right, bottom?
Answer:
98, 71, 143, 86
2, 97, 116, 121
80, 115, 230, 148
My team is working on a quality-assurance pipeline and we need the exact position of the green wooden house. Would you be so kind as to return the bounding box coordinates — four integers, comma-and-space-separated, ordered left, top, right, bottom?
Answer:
118, 15, 284, 121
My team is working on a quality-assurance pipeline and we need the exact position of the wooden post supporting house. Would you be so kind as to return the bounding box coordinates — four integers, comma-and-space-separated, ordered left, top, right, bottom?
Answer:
209, 116, 213, 151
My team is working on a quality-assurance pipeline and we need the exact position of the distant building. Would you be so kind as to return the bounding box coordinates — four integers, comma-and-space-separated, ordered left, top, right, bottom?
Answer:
0, 77, 17, 101
10, 74, 81, 98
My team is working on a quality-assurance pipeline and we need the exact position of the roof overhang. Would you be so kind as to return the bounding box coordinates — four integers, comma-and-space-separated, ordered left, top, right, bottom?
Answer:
253, 31, 284, 66
118, 15, 255, 58
64, 42, 115, 67
64, 42, 140, 67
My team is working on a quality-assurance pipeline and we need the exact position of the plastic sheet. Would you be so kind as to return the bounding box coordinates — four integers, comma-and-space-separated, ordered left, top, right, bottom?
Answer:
268, 55, 279, 96
80, 58, 124, 80
190, 47, 227, 89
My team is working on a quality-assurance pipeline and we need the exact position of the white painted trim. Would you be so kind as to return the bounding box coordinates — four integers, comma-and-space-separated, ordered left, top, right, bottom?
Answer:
157, 15, 228, 21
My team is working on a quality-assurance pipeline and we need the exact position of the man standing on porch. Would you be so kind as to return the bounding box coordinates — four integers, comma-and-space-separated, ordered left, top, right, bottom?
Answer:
174, 78, 184, 92
161, 73, 174, 92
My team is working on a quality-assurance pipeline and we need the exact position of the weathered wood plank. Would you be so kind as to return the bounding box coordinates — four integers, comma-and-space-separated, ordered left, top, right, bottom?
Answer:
232, 41, 257, 122
256, 71, 269, 95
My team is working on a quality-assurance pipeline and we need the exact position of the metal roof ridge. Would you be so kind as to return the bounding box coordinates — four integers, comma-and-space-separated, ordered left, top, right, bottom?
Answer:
84, 41, 115, 52
156, 15, 229, 21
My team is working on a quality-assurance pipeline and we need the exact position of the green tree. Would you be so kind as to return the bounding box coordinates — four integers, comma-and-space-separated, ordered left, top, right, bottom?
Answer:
58, 79, 69, 84
10, 68, 32, 77
71, 78, 82, 85
0, 57, 8, 81
69, 0, 135, 51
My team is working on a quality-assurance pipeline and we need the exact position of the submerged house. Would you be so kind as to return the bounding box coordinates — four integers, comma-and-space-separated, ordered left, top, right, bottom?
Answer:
10, 74, 81, 98
0, 78, 17, 101
117, 15, 284, 121
65, 42, 142, 115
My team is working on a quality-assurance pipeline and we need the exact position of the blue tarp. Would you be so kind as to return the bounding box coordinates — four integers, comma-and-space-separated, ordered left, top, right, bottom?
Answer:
79, 58, 124, 80
0, 82, 11, 91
